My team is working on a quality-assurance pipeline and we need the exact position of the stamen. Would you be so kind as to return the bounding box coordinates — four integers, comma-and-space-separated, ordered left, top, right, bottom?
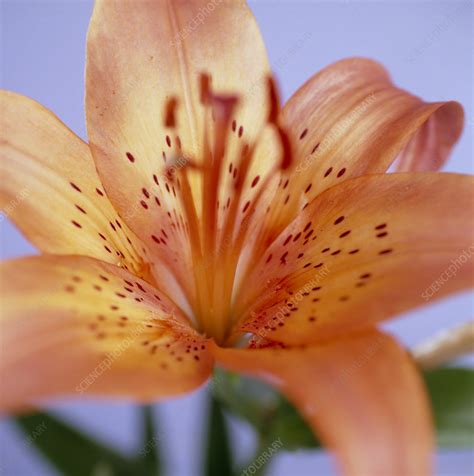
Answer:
200, 72, 211, 104
266, 75, 293, 170
267, 76, 280, 123
164, 97, 178, 128
276, 126, 293, 170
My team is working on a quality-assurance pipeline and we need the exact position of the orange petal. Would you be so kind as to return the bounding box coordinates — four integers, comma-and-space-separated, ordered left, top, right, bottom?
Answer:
212, 329, 433, 476
282, 58, 463, 203
236, 173, 474, 344
85, 0, 276, 304
0, 91, 149, 279
0, 255, 212, 412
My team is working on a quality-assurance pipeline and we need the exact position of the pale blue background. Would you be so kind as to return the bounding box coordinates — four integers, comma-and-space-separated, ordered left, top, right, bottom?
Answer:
0, 0, 473, 475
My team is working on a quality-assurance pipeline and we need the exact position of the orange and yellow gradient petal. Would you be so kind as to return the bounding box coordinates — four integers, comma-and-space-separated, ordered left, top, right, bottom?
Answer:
234, 173, 474, 345
212, 329, 433, 476
0, 255, 212, 412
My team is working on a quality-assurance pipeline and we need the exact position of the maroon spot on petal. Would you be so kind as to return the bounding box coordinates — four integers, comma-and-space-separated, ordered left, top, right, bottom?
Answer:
334, 216, 345, 225
376, 232, 388, 238
299, 128, 308, 140
70, 182, 82, 192
136, 283, 147, 293
379, 248, 393, 255
337, 168, 346, 178
375, 223, 387, 230
126, 152, 135, 163
324, 167, 333, 177
339, 230, 351, 238
71, 220, 82, 229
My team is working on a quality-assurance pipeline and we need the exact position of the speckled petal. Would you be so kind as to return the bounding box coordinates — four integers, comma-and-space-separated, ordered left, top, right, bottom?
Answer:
0, 91, 149, 279
236, 173, 474, 344
281, 57, 464, 204
0, 255, 213, 412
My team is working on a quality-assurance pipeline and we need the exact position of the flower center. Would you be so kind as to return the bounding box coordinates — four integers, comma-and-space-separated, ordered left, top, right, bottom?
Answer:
161, 75, 293, 345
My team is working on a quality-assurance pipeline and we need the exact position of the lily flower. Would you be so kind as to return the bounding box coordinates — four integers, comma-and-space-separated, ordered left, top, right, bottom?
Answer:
1, 1, 473, 474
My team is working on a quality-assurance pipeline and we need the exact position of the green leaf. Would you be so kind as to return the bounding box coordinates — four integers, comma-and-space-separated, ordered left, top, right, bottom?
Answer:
133, 405, 162, 476
424, 367, 474, 447
204, 394, 234, 476
14, 411, 136, 476
267, 398, 319, 450
212, 369, 279, 433
211, 370, 320, 450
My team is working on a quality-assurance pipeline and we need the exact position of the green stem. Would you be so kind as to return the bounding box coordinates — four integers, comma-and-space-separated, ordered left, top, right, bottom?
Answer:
204, 395, 233, 476
135, 404, 162, 476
